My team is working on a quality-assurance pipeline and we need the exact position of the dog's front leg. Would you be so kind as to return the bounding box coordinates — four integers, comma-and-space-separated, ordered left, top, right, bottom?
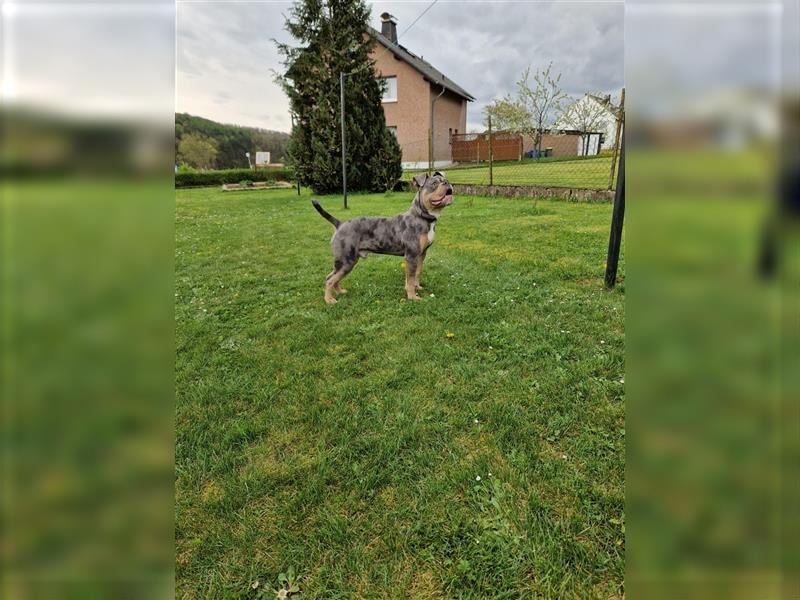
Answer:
404, 255, 421, 300
415, 250, 427, 290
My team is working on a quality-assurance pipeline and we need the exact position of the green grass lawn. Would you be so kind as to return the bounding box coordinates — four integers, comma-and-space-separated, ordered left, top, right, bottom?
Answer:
406, 156, 616, 190
176, 187, 625, 599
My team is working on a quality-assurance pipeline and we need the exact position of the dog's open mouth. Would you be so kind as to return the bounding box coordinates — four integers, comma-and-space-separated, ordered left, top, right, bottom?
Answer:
430, 194, 453, 207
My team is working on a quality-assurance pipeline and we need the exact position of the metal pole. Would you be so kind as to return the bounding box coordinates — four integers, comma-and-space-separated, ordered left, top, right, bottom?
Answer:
430, 84, 445, 174
428, 128, 433, 175
290, 112, 300, 196
608, 87, 625, 190
340, 72, 348, 209
604, 132, 625, 289
488, 114, 493, 186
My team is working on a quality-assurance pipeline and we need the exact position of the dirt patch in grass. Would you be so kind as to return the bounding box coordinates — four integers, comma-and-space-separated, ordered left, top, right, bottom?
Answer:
409, 569, 446, 599
240, 429, 319, 480
201, 480, 224, 505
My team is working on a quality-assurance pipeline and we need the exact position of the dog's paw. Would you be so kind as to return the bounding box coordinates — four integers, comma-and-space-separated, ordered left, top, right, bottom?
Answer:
325, 296, 338, 305
407, 294, 422, 301
336, 287, 348, 294
415, 284, 424, 290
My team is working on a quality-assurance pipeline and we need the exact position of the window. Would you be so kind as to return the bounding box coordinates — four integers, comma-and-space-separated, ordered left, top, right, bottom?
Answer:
381, 76, 397, 102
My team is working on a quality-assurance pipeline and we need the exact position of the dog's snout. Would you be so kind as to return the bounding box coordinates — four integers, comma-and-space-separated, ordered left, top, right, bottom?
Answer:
446, 186, 453, 195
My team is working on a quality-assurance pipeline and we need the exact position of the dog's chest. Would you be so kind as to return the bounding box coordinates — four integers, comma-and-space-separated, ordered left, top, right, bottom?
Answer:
426, 222, 436, 244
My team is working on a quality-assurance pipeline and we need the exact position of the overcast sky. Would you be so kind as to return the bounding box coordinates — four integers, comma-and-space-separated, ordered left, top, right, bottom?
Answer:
177, 0, 624, 133
1, 1, 780, 128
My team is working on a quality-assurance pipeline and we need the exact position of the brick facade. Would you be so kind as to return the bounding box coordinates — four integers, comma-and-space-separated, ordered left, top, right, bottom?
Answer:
369, 41, 469, 166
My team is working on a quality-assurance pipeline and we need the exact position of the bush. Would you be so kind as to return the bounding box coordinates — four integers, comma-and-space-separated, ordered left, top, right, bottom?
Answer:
175, 168, 292, 188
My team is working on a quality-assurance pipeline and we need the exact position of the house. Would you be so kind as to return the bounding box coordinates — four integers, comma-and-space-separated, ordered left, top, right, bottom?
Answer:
521, 131, 604, 158
368, 13, 475, 169
555, 93, 622, 155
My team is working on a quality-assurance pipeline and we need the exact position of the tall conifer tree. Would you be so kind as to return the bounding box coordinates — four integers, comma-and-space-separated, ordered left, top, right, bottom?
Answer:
276, 0, 402, 194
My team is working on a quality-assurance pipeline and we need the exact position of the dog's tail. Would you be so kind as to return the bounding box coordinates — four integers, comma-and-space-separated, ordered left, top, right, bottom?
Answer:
311, 199, 341, 229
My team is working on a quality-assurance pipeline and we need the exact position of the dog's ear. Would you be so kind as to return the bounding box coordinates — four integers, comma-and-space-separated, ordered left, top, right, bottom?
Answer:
412, 173, 428, 190
434, 170, 446, 178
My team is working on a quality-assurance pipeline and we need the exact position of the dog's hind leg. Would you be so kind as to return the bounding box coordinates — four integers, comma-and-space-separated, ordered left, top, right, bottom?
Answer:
325, 270, 347, 294
325, 260, 355, 304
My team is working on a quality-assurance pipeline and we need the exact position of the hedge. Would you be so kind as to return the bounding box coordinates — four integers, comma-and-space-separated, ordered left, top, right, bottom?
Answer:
175, 168, 293, 188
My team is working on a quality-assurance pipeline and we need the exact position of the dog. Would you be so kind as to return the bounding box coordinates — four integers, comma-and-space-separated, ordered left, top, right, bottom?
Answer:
312, 171, 454, 304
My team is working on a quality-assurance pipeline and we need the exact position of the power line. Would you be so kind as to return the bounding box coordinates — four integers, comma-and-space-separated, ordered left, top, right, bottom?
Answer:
339, 0, 443, 204
354, 0, 441, 75
398, 0, 440, 39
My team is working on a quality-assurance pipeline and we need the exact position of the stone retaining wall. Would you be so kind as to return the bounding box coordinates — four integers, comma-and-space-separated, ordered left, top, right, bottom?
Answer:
452, 183, 613, 202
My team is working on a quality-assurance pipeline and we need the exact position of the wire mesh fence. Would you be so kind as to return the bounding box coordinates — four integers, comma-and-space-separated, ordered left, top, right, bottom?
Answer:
400, 100, 624, 193
404, 132, 622, 191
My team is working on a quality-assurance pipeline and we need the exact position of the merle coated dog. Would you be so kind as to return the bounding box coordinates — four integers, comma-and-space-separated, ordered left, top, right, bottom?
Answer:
312, 172, 454, 304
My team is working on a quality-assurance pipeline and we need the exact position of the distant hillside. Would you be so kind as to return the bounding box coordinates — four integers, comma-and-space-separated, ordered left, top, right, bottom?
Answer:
175, 113, 290, 169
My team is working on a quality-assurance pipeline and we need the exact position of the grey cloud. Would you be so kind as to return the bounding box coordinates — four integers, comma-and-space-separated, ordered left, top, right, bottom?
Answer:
371, 1, 623, 130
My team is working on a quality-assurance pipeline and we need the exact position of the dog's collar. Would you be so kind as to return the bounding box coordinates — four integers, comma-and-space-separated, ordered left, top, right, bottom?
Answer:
413, 195, 439, 222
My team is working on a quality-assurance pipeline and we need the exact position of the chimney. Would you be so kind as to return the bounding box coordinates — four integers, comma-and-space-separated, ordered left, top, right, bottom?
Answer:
381, 12, 398, 44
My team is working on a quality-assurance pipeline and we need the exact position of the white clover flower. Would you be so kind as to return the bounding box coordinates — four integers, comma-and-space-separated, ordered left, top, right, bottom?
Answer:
476, 475, 481, 481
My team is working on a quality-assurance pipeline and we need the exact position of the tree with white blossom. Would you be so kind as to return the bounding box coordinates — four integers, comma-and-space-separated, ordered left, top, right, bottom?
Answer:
484, 62, 569, 158
558, 94, 611, 156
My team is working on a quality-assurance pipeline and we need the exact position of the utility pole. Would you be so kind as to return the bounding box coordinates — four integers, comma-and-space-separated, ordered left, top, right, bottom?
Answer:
340, 72, 348, 209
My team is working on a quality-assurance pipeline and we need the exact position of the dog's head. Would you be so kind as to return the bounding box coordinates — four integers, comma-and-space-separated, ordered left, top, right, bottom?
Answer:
412, 171, 454, 212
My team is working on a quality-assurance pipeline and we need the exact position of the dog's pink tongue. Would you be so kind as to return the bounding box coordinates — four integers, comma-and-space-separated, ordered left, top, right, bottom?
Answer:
441, 194, 454, 206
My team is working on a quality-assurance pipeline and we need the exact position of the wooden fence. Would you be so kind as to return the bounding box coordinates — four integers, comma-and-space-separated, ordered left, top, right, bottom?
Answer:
451, 132, 523, 162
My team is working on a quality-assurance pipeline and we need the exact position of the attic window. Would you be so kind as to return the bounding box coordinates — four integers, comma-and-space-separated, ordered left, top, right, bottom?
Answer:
381, 76, 397, 102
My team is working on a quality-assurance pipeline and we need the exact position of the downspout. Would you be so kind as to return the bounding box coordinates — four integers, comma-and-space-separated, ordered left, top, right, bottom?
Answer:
429, 82, 446, 173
